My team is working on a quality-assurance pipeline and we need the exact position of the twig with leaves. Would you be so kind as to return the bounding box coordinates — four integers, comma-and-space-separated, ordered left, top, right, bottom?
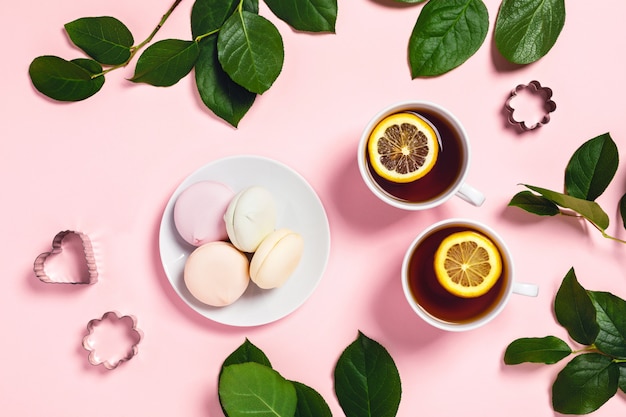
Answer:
509, 133, 626, 244
28, 0, 338, 127
505, 268, 626, 414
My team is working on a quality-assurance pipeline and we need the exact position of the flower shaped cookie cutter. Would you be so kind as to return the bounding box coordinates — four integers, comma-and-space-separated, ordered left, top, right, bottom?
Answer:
34, 230, 98, 284
505, 80, 557, 131
82, 311, 142, 370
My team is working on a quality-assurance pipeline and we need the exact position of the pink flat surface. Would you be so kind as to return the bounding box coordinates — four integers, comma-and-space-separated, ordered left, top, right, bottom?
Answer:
3, 0, 626, 415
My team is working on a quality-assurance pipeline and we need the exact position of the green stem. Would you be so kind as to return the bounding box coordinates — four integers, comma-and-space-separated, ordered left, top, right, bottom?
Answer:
195, 28, 220, 43
194, 0, 245, 42
572, 346, 598, 355
572, 346, 626, 363
136, 0, 183, 50
600, 230, 626, 244
92, 0, 184, 78
560, 212, 626, 245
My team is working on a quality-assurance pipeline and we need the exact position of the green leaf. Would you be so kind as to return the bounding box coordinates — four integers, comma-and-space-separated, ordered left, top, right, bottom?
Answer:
523, 184, 610, 230
195, 37, 256, 127
619, 364, 626, 393
408, 0, 489, 77
243, 0, 260, 14
508, 190, 560, 216
554, 268, 599, 346
71, 58, 105, 75
264, 0, 337, 32
494, 0, 566, 65
552, 353, 619, 415
29, 55, 104, 101
565, 133, 618, 201
219, 362, 297, 417
191, 0, 239, 38
131, 39, 199, 87
219, 339, 272, 417
619, 194, 626, 229
64, 16, 133, 66
292, 381, 332, 417
221, 338, 272, 371
334, 331, 401, 417
217, 10, 284, 94
504, 336, 572, 365
588, 291, 626, 359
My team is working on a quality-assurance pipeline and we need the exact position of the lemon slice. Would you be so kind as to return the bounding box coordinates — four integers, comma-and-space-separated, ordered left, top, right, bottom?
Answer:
433, 231, 503, 298
367, 112, 439, 183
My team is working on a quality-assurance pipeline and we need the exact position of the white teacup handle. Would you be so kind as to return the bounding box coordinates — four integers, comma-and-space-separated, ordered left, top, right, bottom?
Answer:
513, 282, 539, 297
455, 183, 485, 207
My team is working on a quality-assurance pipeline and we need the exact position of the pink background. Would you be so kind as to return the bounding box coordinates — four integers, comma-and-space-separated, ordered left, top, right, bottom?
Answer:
3, 0, 626, 415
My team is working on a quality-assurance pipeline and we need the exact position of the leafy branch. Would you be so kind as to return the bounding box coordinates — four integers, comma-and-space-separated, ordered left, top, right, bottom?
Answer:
28, 0, 338, 127
395, 0, 566, 77
218, 331, 402, 417
508, 133, 626, 244
504, 268, 626, 414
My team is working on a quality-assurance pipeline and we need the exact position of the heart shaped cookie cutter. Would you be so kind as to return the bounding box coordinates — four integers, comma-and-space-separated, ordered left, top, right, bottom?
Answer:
34, 230, 98, 284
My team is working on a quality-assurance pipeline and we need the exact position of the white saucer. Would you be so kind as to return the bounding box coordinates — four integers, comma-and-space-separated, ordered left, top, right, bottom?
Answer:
158, 155, 331, 326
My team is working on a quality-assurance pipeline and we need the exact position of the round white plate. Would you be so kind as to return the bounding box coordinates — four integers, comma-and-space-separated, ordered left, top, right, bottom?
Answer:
158, 155, 331, 326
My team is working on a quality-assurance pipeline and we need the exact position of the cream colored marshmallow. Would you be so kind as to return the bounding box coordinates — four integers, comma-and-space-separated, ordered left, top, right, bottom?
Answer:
250, 229, 304, 289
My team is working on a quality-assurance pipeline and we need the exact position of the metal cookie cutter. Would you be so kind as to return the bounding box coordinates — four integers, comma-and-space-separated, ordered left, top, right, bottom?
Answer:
505, 80, 556, 131
33, 230, 98, 284
82, 311, 142, 370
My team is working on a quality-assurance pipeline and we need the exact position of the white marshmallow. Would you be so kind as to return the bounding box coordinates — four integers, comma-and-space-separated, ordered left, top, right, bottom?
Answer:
224, 186, 277, 252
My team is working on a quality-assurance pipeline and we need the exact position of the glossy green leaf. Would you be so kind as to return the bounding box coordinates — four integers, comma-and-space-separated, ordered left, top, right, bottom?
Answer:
221, 338, 272, 371
619, 364, 626, 393
552, 353, 619, 415
243, 0, 260, 14
71, 58, 105, 75
565, 133, 618, 201
218, 11, 284, 94
292, 381, 332, 417
191, 0, 239, 38
504, 336, 571, 365
554, 268, 599, 346
264, 0, 337, 32
588, 291, 626, 359
191, 0, 258, 38
408, 0, 489, 77
334, 331, 401, 417
219, 339, 271, 416
195, 37, 256, 127
219, 362, 297, 417
64, 16, 133, 65
29, 55, 104, 101
523, 184, 610, 230
131, 39, 199, 87
495, 0, 566, 64
508, 190, 560, 216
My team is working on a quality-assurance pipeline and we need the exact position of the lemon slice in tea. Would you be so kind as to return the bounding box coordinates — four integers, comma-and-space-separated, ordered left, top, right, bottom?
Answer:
367, 112, 439, 183
433, 231, 502, 298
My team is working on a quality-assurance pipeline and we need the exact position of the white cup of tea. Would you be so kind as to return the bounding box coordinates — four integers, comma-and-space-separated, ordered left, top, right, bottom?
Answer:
358, 101, 485, 210
401, 218, 538, 332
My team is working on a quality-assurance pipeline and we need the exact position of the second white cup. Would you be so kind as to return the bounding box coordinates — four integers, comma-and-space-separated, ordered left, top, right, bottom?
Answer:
401, 218, 539, 332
